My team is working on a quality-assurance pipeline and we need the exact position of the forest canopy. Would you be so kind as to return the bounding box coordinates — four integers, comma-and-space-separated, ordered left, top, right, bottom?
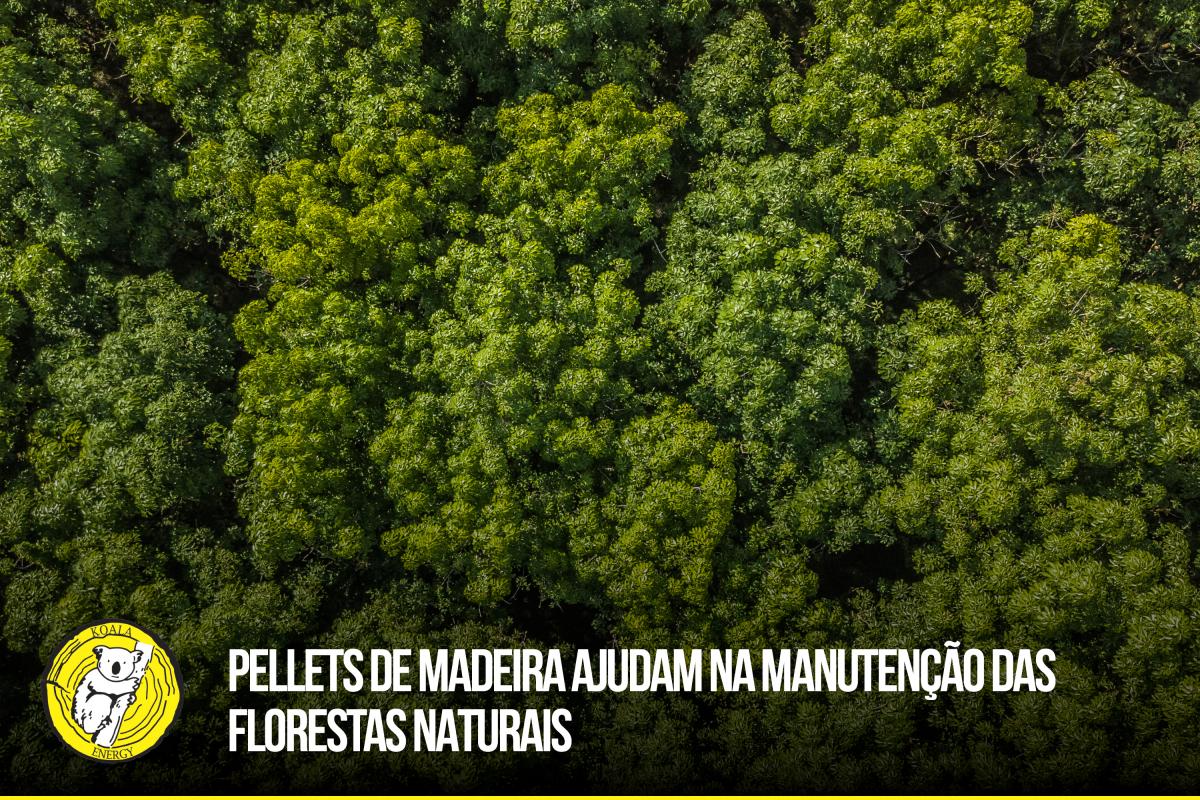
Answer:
2, 0, 1200, 791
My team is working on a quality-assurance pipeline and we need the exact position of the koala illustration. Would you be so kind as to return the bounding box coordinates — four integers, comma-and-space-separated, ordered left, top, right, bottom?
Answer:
72, 645, 144, 742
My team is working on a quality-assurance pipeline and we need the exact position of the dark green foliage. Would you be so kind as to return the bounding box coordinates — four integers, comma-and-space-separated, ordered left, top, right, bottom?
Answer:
2, 0, 1200, 791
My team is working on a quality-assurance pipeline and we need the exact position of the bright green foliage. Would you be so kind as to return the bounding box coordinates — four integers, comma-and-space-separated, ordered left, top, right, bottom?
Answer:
655, 2, 1043, 492
123, 3, 482, 569
883, 216, 1200, 552
577, 402, 737, 642
862, 216, 1200, 787
373, 85, 688, 614
225, 128, 475, 568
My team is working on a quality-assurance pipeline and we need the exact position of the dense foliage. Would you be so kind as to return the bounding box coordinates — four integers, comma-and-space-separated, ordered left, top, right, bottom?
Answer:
2, 0, 1200, 791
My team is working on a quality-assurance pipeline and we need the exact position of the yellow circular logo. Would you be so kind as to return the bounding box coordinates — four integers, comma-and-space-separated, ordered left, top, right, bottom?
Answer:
42, 619, 182, 762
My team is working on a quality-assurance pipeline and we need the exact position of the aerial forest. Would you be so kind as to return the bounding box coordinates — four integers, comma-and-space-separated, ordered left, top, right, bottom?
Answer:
2, 0, 1200, 791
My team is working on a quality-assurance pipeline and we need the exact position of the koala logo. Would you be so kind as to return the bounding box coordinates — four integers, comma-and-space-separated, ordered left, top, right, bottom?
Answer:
43, 620, 181, 762
72, 645, 146, 743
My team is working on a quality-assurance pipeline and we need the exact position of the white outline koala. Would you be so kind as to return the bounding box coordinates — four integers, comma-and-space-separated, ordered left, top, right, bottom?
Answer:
71, 645, 143, 742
